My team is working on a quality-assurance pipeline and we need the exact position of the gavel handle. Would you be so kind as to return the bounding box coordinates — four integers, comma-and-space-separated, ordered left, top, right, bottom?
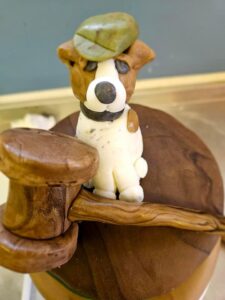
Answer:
68, 189, 225, 238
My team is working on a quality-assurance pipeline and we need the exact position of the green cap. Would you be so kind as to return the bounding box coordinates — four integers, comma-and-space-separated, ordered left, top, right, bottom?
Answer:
73, 12, 139, 61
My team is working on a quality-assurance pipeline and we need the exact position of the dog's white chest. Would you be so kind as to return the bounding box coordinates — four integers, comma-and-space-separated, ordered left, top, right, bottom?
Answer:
75, 59, 147, 202
76, 105, 142, 164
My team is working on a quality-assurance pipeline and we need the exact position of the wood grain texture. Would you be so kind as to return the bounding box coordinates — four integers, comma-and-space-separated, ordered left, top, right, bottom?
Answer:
3, 182, 80, 239
51, 223, 219, 300
69, 189, 225, 237
0, 127, 99, 239
32, 238, 221, 300
0, 205, 79, 273
0, 128, 99, 186
151, 238, 220, 300
49, 104, 224, 300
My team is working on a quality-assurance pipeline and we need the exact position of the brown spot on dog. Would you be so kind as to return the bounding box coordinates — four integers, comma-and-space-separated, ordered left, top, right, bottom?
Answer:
128, 40, 155, 70
117, 40, 155, 101
127, 109, 139, 132
57, 40, 96, 102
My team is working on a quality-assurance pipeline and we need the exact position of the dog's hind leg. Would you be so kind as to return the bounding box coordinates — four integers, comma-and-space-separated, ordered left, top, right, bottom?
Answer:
113, 163, 144, 202
92, 167, 117, 199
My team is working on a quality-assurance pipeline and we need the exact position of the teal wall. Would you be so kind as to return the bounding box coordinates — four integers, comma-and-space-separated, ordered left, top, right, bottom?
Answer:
1, 0, 225, 94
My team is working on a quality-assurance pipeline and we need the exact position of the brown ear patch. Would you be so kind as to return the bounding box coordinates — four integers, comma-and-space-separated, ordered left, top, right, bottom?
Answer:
127, 109, 139, 132
128, 40, 155, 70
57, 40, 95, 102
57, 40, 80, 65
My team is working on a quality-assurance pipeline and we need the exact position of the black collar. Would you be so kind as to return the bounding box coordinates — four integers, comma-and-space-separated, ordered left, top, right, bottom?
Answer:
80, 103, 124, 122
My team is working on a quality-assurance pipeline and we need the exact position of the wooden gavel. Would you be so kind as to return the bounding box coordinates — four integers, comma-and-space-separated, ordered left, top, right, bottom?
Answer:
0, 128, 225, 273
0, 128, 98, 273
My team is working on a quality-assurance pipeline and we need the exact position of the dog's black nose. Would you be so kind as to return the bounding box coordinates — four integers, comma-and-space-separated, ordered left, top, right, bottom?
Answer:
95, 81, 116, 104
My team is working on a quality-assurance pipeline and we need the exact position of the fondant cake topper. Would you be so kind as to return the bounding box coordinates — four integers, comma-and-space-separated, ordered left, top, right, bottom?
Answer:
58, 12, 155, 202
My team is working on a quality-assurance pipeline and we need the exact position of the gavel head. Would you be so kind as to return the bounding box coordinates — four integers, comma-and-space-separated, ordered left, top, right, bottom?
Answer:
0, 128, 99, 239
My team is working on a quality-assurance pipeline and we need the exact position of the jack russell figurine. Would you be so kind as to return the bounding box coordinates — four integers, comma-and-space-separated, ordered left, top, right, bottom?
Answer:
58, 12, 155, 202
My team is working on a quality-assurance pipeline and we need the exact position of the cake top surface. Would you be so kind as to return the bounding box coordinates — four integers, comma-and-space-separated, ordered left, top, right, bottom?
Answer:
51, 105, 223, 299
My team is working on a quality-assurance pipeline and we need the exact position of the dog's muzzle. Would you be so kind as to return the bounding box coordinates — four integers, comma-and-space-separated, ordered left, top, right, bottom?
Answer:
85, 59, 126, 114
95, 81, 116, 104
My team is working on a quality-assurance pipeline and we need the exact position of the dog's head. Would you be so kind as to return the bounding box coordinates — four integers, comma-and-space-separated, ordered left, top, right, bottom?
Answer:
57, 13, 155, 118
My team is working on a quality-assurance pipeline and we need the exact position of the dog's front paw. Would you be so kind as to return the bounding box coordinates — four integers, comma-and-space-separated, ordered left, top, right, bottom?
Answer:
94, 189, 116, 200
119, 186, 144, 202
134, 157, 148, 178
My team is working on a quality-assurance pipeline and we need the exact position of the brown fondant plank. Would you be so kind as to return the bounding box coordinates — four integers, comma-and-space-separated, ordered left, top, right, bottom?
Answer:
32, 238, 220, 300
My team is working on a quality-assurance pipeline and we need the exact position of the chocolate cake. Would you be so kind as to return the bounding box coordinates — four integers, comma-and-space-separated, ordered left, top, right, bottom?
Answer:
31, 104, 223, 300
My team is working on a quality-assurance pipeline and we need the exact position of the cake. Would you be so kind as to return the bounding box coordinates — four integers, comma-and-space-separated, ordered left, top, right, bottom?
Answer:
31, 104, 223, 300
0, 12, 224, 300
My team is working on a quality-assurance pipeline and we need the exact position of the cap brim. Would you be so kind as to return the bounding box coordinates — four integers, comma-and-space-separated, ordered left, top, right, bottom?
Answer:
73, 34, 116, 62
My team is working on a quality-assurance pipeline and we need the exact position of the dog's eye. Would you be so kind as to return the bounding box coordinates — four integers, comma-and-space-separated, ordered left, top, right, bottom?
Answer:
85, 61, 98, 72
115, 60, 130, 74
69, 60, 75, 67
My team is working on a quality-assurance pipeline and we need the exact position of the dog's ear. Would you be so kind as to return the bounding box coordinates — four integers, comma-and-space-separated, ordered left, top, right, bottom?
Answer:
128, 40, 155, 70
57, 40, 79, 64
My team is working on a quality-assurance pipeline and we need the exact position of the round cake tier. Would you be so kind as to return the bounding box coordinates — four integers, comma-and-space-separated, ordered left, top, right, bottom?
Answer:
33, 104, 223, 300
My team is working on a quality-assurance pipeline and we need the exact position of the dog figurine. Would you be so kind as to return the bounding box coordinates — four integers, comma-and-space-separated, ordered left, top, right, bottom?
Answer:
58, 12, 155, 202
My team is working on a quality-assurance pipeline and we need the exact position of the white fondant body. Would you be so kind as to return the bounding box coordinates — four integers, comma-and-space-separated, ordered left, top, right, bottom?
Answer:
76, 59, 148, 202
